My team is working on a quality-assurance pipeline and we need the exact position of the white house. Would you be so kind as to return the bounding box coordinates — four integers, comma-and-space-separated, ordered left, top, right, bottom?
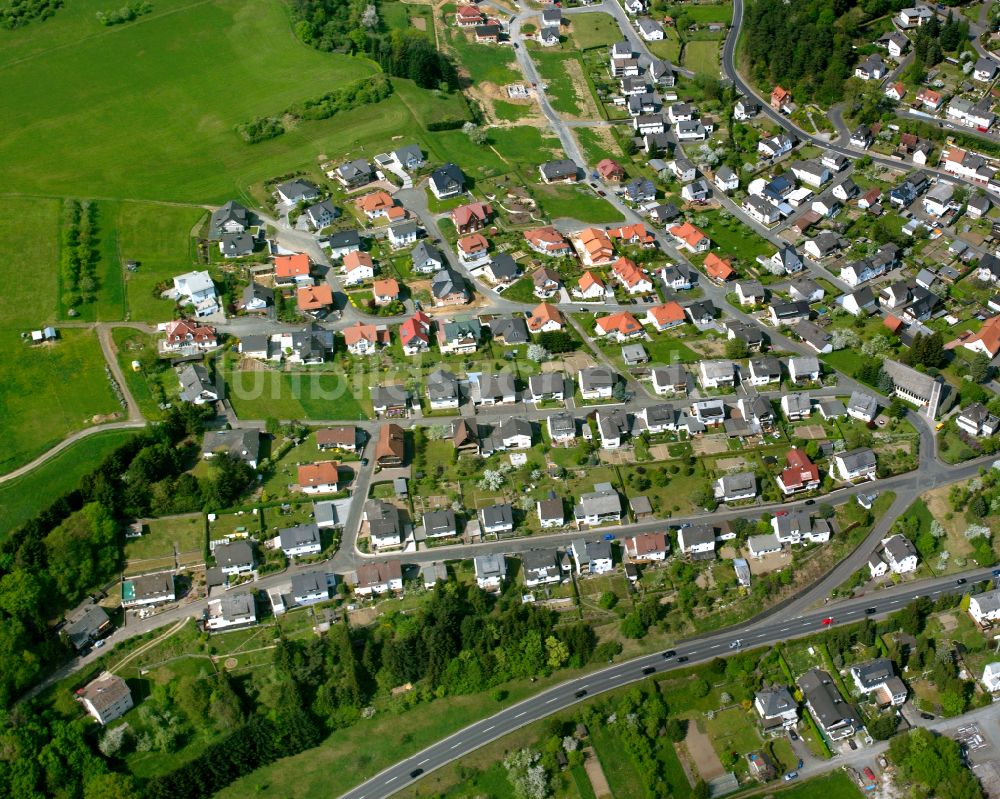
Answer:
699, 359, 735, 389
754, 686, 798, 733
831, 448, 877, 481
714, 472, 757, 502
868, 534, 918, 578
474, 553, 507, 591
278, 523, 322, 557
677, 524, 716, 556
173, 271, 219, 317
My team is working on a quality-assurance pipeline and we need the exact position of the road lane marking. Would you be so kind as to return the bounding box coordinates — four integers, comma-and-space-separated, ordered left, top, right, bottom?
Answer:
386, 777, 397, 784
451, 743, 462, 749
546, 696, 559, 703
484, 725, 495, 732
515, 711, 527, 718
418, 759, 429, 766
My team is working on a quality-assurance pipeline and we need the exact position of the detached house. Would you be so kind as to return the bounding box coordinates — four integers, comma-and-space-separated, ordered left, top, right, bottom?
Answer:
869, 534, 919, 578
429, 163, 465, 199
595, 311, 643, 342
776, 449, 820, 494
451, 201, 493, 233
525, 227, 571, 257
578, 366, 616, 400
755, 686, 798, 734
832, 447, 877, 482
714, 472, 757, 502
798, 668, 859, 742
574, 484, 623, 527
851, 659, 908, 706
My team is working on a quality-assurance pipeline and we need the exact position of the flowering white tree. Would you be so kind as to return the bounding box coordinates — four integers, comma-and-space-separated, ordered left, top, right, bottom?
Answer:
480, 469, 507, 490
504, 748, 550, 799
861, 334, 891, 358
930, 520, 946, 539
830, 328, 861, 351
965, 524, 991, 540
527, 343, 549, 362
361, 4, 378, 28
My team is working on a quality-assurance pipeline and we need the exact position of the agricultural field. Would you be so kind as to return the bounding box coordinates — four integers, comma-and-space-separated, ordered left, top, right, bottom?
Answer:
0, 197, 61, 327
0, 0, 388, 203
0, 328, 121, 476
568, 12, 623, 50
0, 429, 138, 537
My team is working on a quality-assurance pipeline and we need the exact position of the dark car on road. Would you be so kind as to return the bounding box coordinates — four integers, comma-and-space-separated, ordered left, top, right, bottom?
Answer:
574, 689, 587, 698
642, 666, 655, 675
410, 768, 424, 779
676, 656, 688, 663
662, 650, 676, 659
865, 607, 877, 614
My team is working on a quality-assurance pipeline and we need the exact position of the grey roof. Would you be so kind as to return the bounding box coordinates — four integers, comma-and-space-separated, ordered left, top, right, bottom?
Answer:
521, 549, 560, 577
430, 163, 465, 194
209, 200, 249, 238
579, 365, 616, 391
279, 523, 321, 550
852, 658, 895, 690
431, 267, 468, 300
716, 164, 737, 181
773, 300, 811, 320
818, 398, 847, 418
749, 356, 781, 378
215, 593, 255, 622
371, 384, 411, 408
839, 447, 877, 472
788, 355, 820, 376
973, 588, 1000, 615
529, 372, 564, 395
215, 540, 253, 568
412, 241, 443, 270
305, 199, 339, 223
393, 143, 424, 165
577, 486, 622, 515
538, 496, 564, 521
389, 219, 418, 237
881, 359, 939, 402
475, 371, 516, 400
242, 282, 273, 308
491, 316, 529, 345
756, 685, 796, 717
291, 571, 328, 599
798, 668, 859, 731
475, 552, 507, 579
276, 179, 319, 202
700, 359, 734, 381
313, 500, 339, 527
64, 603, 111, 649
883, 534, 917, 564
547, 411, 576, 437
480, 502, 514, 527
326, 229, 361, 250
598, 408, 631, 440
681, 524, 715, 546
365, 499, 402, 540
718, 472, 756, 495
179, 363, 216, 403
423, 508, 457, 536
540, 159, 579, 181
848, 390, 878, 416
203, 428, 260, 465
336, 158, 373, 182
219, 232, 254, 258
427, 369, 459, 402
586, 540, 613, 561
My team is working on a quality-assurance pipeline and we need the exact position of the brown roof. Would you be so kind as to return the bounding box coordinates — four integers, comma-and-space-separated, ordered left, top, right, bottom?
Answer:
316, 426, 356, 448
356, 560, 403, 587
298, 461, 340, 488
376, 423, 405, 464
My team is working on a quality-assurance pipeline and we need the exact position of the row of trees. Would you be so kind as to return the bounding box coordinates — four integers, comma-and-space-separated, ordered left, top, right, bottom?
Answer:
60, 200, 100, 310
95, 0, 151, 26
238, 74, 394, 143
0, 0, 62, 29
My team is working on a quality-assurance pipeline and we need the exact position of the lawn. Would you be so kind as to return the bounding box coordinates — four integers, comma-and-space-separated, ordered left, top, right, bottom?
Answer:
0, 328, 121, 475
125, 515, 205, 570
381, 0, 433, 31
683, 39, 721, 76
588, 723, 647, 798
56, 200, 127, 322
569, 12, 623, 49
490, 125, 565, 168
648, 34, 683, 63
225, 369, 370, 421
0, 197, 60, 327
534, 183, 623, 223
645, 335, 701, 364
821, 349, 866, 380
698, 210, 773, 262
0, 429, 138, 538
493, 99, 532, 122
117, 202, 207, 322
669, 2, 733, 23
0, 0, 388, 203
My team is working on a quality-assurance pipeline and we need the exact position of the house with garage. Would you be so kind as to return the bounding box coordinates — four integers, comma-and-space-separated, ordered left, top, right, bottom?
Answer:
677, 524, 716, 558
735, 280, 765, 306
578, 366, 616, 399
529, 372, 565, 403
475, 553, 508, 591
279, 523, 322, 557
714, 472, 757, 502
754, 686, 798, 734
364, 500, 405, 550
522, 550, 562, 587
539, 159, 579, 184
276, 179, 320, 206
851, 659, 908, 706
470, 372, 517, 405
652, 364, 688, 395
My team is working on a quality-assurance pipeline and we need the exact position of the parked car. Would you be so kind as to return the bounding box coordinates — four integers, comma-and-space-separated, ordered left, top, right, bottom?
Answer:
784, 772, 798, 782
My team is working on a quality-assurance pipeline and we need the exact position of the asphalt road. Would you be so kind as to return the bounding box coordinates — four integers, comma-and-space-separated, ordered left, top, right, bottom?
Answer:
338, 568, 995, 799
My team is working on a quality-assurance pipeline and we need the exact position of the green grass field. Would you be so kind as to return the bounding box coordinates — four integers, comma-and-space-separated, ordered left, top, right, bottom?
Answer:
0, 429, 138, 537
534, 183, 623, 223
669, 2, 733, 23
699, 210, 773, 261
648, 33, 683, 63
493, 99, 532, 122
225, 370, 370, 421
381, 1, 433, 31
684, 39, 721, 75
447, 28, 520, 84
55, 200, 127, 322
0, 0, 383, 203
569, 12, 623, 49
126, 515, 205, 562
112, 327, 179, 418
532, 51, 588, 116
574, 127, 622, 167
116, 202, 206, 321
492, 126, 564, 167
745, 770, 862, 799
0, 328, 121, 475
0, 197, 61, 327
